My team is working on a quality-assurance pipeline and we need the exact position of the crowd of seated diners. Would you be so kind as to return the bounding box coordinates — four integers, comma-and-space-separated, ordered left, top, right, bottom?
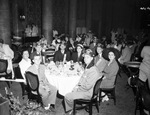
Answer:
1, 28, 150, 114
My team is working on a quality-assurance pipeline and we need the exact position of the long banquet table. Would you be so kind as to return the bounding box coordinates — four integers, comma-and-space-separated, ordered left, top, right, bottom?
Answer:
45, 62, 83, 96
0, 78, 25, 83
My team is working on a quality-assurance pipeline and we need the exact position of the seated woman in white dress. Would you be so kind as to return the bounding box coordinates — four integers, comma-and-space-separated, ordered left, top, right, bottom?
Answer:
0, 38, 14, 78
19, 49, 32, 83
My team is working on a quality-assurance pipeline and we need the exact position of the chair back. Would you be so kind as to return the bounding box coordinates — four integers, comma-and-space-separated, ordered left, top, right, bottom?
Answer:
114, 72, 118, 86
12, 51, 22, 63
113, 61, 119, 86
25, 71, 39, 92
14, 65, 23, 79
91, 76, 104, 99
0, 59, 8, 73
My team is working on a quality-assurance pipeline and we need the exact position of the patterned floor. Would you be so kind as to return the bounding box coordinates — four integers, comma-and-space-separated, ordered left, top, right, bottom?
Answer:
0, 72, 139, 115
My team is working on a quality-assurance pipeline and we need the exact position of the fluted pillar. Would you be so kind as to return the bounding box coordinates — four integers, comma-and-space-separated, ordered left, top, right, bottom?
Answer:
69, 0, 77, 39
98, 0, 104, 38
42, 0, 53, 44
12, 0, 19, 36
0, 0, 11, 45
65, 0, 69, 34
86, 0, 92, 32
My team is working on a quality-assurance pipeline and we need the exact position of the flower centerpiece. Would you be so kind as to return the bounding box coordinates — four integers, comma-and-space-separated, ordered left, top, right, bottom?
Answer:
0, 87, 51, 115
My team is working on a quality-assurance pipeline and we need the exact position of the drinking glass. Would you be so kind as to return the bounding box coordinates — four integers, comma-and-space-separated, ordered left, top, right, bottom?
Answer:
70, 60, 74, 69
56, 61, 60, 67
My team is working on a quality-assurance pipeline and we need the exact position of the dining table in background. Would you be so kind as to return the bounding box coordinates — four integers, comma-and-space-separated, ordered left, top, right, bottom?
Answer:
124, 61, 141, 77
0, 78, 25, 83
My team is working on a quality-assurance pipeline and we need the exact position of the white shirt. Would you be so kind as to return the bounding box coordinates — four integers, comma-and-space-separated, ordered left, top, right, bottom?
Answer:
19, 58, 31, 80
95, 54, 102, 66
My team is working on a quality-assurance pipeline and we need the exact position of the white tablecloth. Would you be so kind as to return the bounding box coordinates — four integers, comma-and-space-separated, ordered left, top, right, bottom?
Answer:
0, 78, 25, 82
45, 74, 81, 96
45, 62, 83, 96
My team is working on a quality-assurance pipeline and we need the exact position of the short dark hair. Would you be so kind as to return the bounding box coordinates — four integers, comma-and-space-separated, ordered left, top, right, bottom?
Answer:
0, 39, 4, 44
21, 49, 29, 56
84, 49, 95, 57
61, 42, 67, 46
33, 54, 42, 60
97, 44, 104, 49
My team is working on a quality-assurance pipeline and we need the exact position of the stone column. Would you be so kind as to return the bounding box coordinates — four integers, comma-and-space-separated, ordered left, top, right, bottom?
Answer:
69, 0, 77, 39
42, 0, 53, 44
12, 0, 19, 36
0, 0, 11, 45
98, 0, 104, 38
65, 0, 69, 34
86, 0, 92, 32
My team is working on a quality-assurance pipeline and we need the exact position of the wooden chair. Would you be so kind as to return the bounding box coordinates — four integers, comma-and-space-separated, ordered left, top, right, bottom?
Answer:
14, 65, 27, 96
99, 74, 118, 105
116, 61, 122, 78
0, 59, 13, 87
73, 76, 104, 115
45, 48, 55, 62
0, 59, 12, 79
25, 71, 43, 106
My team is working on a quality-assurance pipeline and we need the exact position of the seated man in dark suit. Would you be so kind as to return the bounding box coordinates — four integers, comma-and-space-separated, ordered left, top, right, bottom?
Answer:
30, 44, 45, 64
71, 44, 84, 63
53, 43, 71, 62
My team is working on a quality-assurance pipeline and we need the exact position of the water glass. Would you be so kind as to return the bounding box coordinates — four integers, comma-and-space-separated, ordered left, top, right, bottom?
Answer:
56, 61, 60, 67
70, 60, 74, 69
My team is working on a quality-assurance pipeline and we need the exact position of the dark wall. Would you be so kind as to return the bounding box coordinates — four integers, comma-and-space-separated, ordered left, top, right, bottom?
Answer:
25, 0, 69, 35
25, 0, 42, 36
25, 0, 42, 28
76, 0, 86, 27
87, 0, 140, 39
15, 0, 141, 38
52, 0, 69, 34
76, 0, 141, 39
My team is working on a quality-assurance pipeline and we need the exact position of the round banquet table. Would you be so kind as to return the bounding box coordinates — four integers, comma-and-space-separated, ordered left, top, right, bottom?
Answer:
124, 61, 141, 76
45, 73, 81, 96
45, 62, 84, 96
124, 61, 141, 68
